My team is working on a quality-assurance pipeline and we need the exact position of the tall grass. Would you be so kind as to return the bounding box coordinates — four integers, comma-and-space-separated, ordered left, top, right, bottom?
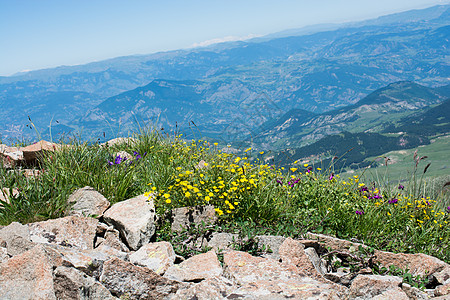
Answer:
0, 127, 449, 263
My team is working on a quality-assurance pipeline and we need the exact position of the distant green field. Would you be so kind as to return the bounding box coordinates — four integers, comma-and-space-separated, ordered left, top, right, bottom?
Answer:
341, 134, 450, 183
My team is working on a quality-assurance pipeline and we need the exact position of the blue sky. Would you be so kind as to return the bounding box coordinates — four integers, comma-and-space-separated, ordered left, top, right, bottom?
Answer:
0, 0, 448, 76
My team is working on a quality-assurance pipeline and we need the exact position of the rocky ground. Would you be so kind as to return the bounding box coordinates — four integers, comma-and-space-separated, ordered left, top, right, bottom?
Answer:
1, 140, 450, 299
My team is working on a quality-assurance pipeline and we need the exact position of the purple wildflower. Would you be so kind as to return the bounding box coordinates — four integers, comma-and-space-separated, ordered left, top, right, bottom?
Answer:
328, 173, 334, 180
359, 186, 369, 192
447, 206, 450, 213
276, 179, 283, 185
398, 184, 404, 190
108, 155, 127, 166
288, 178, 300, 187
388, 198, 398, 204
355, 210, 364, 215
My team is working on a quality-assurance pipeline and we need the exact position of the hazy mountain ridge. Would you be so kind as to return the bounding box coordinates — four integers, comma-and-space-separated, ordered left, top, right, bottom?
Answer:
253, 81, 450, 149
267, 85, 450, 170
0, 5, 449, 142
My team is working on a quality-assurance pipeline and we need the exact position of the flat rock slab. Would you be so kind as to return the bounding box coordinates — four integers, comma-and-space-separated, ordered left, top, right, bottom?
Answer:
67, 186, 110, 218
130, 241, 175, 275
0, 245, 58, 300
103, 194, 156, 251
348, 274, 408, 299
164, 249, 222, 282
29, 216, 98, 250
224, 250, 349, 299
170, 276, 236, 300
100, 257, 181, 299
51, 244, 128, 273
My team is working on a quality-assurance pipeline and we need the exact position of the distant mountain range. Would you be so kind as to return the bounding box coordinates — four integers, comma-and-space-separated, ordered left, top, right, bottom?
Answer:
0, 4, 449, 147
254, 81, 450, 149
266, 83, 450, 169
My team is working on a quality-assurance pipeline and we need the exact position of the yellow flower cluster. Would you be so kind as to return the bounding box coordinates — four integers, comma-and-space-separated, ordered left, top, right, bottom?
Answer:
149, 140, 272, 218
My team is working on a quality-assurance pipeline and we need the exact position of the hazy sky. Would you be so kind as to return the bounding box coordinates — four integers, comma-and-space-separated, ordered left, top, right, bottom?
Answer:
1, 0, 448, 76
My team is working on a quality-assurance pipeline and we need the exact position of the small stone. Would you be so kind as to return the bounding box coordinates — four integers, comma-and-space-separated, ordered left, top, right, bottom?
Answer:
0, 145, 23, 168
0, 247, 8, 264
279, 237, 324, 279
224, 250, 349, 299
51, 245, 128, 274
196, 160, 208, 170
114, 150, 133, 162
401, 282, 429, 300
435, 278, 450, 297
101, 228, 130, 252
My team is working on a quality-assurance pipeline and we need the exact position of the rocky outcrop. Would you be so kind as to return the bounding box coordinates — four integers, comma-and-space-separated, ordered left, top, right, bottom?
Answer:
20, 140, 62, 164
1, 140, 65, 168
1, 188, 450, 299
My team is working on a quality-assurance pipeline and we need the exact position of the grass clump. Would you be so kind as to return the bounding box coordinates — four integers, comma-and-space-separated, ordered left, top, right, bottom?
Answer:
0, 128, 449, 263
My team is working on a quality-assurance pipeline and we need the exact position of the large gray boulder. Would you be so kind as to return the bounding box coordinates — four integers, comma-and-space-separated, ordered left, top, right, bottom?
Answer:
28, 216, 98, 250
103, 194, 157, 251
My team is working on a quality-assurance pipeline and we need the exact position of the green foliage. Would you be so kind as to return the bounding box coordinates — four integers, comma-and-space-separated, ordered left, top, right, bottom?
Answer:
0, 127, 449, 264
